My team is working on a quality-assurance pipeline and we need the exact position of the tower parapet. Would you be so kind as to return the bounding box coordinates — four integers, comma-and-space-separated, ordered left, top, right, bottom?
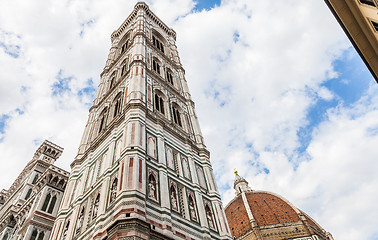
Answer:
0, 141, 68, 240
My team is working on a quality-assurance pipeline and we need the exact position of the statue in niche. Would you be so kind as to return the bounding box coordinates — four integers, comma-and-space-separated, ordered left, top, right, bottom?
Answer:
148, 174, 156, 199
170, 186, 177, 210
92, 195, 100, 219
166, 148, 174, 169
63, 221, 70, 240
76, 208, 84, 232
110, 178, 117, 203
182, 157, 190, 178
189, 196, 197, 220
206, 206, 214, 229
147, 137, 156, 158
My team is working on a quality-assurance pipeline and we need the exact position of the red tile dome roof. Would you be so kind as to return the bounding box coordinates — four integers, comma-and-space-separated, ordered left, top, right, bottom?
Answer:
225, 191, 323, 238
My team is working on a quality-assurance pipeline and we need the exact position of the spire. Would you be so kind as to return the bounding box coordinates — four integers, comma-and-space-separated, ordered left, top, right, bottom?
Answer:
233, 169, 252, 195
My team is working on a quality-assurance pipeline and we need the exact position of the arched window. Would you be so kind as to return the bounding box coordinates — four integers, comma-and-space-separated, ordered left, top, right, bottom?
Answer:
41, 193, 51, 211
51, 177, 59, 185
30, 229, 38, 240
152, 35, 164, 53
154, 93, 165, 114
152, 59, 160, 74
110, 178, 118, 203
57, 179, 65, 188
148, 174, 157, 200
47, 195, 57, 214
92, 194, 100, 219
37, 231, 44, 240
121, 59, 128, 76
97, 108, 108, 134
109, 76, 115, 90
121, 39, 129, 54
113, 94, 123, 118
25, 188, 32, 200
166, 69, 174, 85
2, 233, 8, 240
32, 174, 39, 184
172, 104, 182, 127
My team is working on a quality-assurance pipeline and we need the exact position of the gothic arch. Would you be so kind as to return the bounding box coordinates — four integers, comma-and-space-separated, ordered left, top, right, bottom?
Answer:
118, 30, 132, 55
154, 89, 166, 115
169, 183, 178, 211
120, 57, 129, 76
188, 192, 198, 221
165, 67, 175, 86
97, 107, 109, 134
112, 91, 123, 118
108, 71, 117, 90
151, 29, 166, 54
204, 202, 216, 230
171, 102, 183, 127
147, 171, 158, 201
166, 146, 174, 170
152, 57, 161, 75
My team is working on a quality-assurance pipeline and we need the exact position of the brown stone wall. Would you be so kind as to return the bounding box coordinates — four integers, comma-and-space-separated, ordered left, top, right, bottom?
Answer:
259, 223, 309, 240
225, 196, 252, 238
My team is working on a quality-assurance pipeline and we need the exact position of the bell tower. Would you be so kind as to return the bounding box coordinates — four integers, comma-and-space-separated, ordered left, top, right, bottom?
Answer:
50, 2, 231, 239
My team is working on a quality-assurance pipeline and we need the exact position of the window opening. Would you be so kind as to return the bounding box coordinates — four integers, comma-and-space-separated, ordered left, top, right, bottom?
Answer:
30, 229, 38, 240
372, 20, 378, 31
360, 0, 376, 6
41, 193, 51, 211
166, 69, 174, 85
172, 105, 182, 126
25, 188, 32, 200
154, 94, 165, 114
152, 36, 164, 53
47, 195, 57, 214
37, 232, 44, 240
32, 174, 39, 184
109, 77, 115, 90
152, 59, 160, 74
121, 39, 129, 53
113, 97, 122, 118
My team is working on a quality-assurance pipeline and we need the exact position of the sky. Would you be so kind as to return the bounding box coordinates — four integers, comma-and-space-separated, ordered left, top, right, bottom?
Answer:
0, 0, 377, 239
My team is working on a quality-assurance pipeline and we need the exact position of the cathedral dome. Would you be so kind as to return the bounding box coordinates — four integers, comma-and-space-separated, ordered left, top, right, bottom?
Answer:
225, 172, 333, 240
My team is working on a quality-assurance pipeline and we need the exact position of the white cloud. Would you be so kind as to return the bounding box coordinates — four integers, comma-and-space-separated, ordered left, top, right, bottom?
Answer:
0, 0, 376, 239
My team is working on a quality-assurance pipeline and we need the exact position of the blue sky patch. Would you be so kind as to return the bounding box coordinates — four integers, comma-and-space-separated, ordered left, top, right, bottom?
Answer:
0, 28, 22, 58
296, 46, 374, 156
323, 47, 372, 107
0, 41, 20, 58
0, 114, 10, 134
194, 0, 221, 11
233, 32, 240, 43
80, 19, 95, 37
78, 78, 96, 107
52, 70, 73, 96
